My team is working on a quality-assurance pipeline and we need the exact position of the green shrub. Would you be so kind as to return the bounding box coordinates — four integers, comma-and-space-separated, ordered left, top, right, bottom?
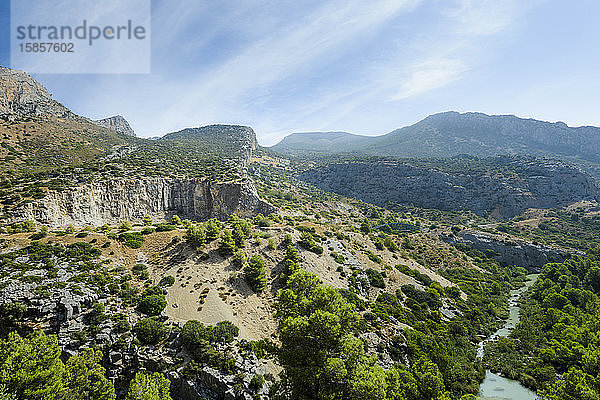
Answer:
182, 320, 239, 371
244, 254, 267, 292
133, 318, 167, 345
232, 249, 246, 267
249, 374, 265, 391
137, 295, 167, 316
0, 302, 27, 325
205, 219, 222, 242
218, 230, 236, 257
118, 232, 144, 249
366, 268, 385, 288
155, 224, 176, 232
299, 231, 323, 254
159, 276, 175, 287
185, 224, 205, 248
142, 215, 153, 226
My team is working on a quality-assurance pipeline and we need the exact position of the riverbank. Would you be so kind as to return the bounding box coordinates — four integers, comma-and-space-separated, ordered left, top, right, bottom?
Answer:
477, 274, 540, 399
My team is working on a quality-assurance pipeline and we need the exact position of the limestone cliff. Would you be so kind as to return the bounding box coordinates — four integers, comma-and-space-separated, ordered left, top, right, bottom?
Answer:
299, 159, 600, 218
93, 115, 136, 137
443, 230, 579, 271
15, 177, 274, 227
0, 66, 75, 120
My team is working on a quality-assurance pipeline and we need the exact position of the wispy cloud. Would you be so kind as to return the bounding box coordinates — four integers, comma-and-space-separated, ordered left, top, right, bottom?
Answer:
392, 59, 469, 100
155, 0, 421, 130
29, 0, 550, 143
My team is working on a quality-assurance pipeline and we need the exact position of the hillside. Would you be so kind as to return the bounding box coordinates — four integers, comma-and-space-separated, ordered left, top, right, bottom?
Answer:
271, 131, 373, 155
298, 156, 600, 219
0, 67, 138, 176
368, 111, 600, 162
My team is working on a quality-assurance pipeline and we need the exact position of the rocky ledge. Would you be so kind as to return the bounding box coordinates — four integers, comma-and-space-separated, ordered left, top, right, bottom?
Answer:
299, 160, 600, 218
443, 230, 579, 271
13, 177, 275, 227
93, 115, 136, 137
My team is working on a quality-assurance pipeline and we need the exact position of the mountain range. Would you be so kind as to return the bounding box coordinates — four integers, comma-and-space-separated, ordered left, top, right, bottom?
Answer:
271, 111, 600, 166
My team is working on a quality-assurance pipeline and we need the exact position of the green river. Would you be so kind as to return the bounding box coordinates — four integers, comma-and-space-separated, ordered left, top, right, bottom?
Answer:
477, 274, 539, 400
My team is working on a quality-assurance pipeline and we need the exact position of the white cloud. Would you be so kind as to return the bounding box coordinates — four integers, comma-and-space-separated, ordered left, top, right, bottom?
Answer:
155, 0, 421, 131
34, 0, 548, 142
392, 59, 469, 100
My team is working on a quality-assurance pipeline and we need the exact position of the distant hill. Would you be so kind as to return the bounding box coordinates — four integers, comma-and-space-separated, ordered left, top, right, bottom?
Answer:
271, 112, 600, 165
0, 67, 136, 176
271, 131, 373, 155
367, 111, 600, 162
93, 115, 136, 137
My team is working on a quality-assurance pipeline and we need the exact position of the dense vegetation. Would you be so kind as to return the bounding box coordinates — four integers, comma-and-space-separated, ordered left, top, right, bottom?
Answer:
497, 207, 600, 251
0, 330, 171, 400
484, 248, 600, 398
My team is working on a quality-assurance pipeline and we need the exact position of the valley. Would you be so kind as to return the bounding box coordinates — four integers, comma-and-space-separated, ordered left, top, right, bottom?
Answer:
1, 66, 600, 400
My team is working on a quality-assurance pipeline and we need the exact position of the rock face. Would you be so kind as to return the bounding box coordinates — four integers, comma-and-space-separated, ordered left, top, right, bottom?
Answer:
162, 125, 258, 168
299, 160, 600, 218
443, 230, 577, 271
0, 66, 74, 120
14, 177, 275, 227
93, 115, 136, 137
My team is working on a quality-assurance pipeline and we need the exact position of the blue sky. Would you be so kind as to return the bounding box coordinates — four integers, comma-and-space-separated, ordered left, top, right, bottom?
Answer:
1, 0, 600, 145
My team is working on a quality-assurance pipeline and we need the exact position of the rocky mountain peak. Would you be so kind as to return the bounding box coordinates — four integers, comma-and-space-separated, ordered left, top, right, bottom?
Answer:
93, 115, 136, 137
0, 66, 74, 120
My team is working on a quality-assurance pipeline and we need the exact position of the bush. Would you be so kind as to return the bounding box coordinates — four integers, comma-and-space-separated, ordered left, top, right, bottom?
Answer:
126, 371, 171, 400
232, 225, 247, 248
137, 295, 167, 316
232, 249, 246, 267
155, 223, 176, 232
205, 219, 222, 242
141, 227, 155, 235
0, 302, 27, 325
445, 286, 461, 299
366, 268, 385, 288
212, 321, 240, 343
182, 320, 239, 371
384, 236, 399, 252
133, 318, 167, 345
218, 230, 236, 257
249, 374, 265, 391
299, 231, 323, 254
185, 224, 205, 248
142, 215, 153, 226
159, 276, 175, 287
244, 254, 267, 292
119, 232, 144, 249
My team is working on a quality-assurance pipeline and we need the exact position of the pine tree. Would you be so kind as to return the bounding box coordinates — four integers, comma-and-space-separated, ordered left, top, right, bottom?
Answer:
218, 229, 236, 257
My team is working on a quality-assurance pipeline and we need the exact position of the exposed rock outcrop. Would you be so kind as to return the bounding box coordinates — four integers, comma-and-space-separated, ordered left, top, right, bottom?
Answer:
93, 115, 136, 137
443, 230, 578, 270
14, 177, 275, 227
299, 160, 600, 218
0, 66, 75, 120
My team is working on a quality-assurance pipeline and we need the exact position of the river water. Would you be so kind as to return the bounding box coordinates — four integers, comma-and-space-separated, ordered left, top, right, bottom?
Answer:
477, 274, 539, 400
